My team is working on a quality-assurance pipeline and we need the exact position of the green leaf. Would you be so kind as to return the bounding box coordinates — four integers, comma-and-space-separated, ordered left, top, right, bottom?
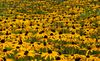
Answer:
78, 50, 87, 55
34, 55, 42, 61
90, 51, 100, 55
91, 34, 97, 39
5, 47, 12, 51
26, 37, 37, 43
80, 21, 84, 27
7, 54, 15, 58
80, 43, 88, 48
62, 47, 79, 54
79, 30, 85, 36
17, 9, 27, 13
16, 58, 24, 61
61, 29, 70, 34
46, 56, 51, 61
31, 30, 38, 35
40, 48, 46, 53
95, 9, 100, 15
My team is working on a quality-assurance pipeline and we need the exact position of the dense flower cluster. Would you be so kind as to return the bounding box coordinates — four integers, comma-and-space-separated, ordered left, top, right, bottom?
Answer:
0, 0, 100, 61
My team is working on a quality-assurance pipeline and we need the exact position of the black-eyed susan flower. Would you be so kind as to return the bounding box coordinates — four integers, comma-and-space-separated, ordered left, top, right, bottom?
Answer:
85, 55, 100, 61
15, 50, 25, 59
40, 41, 53, 50
33, 42, 43, 51
41, 50, 58, 60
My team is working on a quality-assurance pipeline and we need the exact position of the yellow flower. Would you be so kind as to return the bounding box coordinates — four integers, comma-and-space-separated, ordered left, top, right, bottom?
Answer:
40, 42, 53, 50
86, 55, 100, 61
74, 33, 80, 38
24, 26, 32, 31
26, 32, 33, 39
66, 55, 74, 61
92, 4, 100, 9
1, 47, 14, 57
33, 42, 42, 51
15, 19, 23, 26
24, 20, 30, 26
15, 50, 25, 59
54, 54, 70, 61
6, 58, 14, 61
41, 50, 58, 60
27, 50, 35, 57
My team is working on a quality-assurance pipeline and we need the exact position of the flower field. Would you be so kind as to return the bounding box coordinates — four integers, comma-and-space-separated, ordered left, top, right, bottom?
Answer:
0, 0, 100, 61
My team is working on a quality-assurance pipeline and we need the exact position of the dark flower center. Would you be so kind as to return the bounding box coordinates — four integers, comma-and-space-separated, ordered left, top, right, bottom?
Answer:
3, 49, 7, 52
1, 39, 5, 43
51, 29, 55, 32
56, 57, 61, 60
30, 41, 34, 44
59, 31, 62, 34
39, 30, 44, 34
44, 35, 48, 38
48, 50, 52, 54
50, 33, 53, 36
24, 51, 28, 55
25, 31, 28, 36
86, 55, 90, 58
75, 58, 81, 61
3, 57, 6, 61
16, 46, 20, 49
72, 26, 75, 29
18, 40, 23, 45
43, 42, 46, 46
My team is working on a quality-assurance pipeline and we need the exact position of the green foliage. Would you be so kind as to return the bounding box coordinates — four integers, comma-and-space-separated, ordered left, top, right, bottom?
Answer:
78, 50, 87, 55
34, 10, 48, 14
5, 47, 12, 51
62, 47, 79, 54
17, 9, 28, 13
26, 37, 37, 43
90, 51, 100, 55
95, 9, 100, 15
